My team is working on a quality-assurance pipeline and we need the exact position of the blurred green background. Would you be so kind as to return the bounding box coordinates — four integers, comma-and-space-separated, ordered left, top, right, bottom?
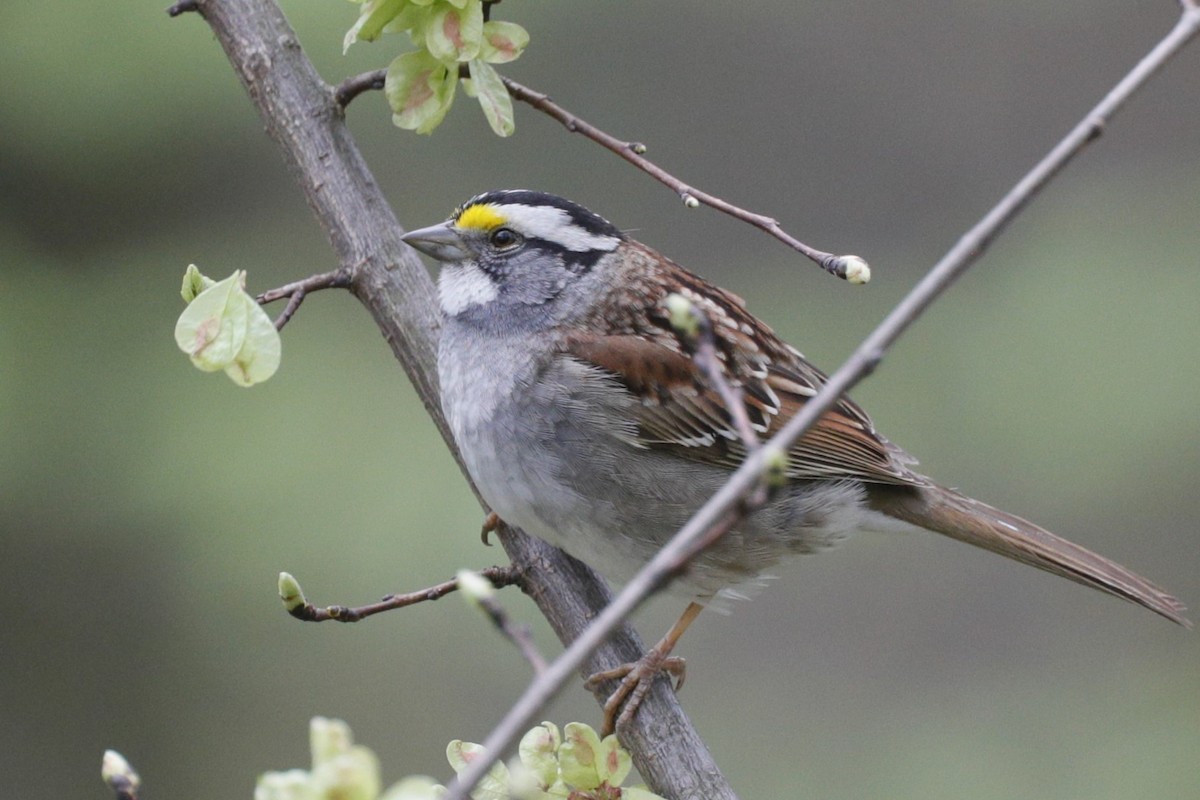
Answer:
2, 1, 1198, 798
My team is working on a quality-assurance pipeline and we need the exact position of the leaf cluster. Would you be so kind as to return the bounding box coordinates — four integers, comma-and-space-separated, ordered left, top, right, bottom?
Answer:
344, 0, 529, 135
255, 718, 665, 800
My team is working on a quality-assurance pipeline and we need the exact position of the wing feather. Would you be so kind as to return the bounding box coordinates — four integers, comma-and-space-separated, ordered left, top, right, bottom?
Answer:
559, 242, 925, 487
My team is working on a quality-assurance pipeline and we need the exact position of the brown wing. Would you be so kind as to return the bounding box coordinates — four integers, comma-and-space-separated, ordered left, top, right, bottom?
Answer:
563, 241, 924, 486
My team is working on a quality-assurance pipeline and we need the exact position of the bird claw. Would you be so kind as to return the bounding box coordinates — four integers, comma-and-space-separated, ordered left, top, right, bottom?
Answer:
584, 651, 687, 736
480, 512, 501, 546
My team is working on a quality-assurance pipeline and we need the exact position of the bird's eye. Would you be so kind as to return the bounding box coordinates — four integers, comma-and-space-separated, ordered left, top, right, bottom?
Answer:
489, 228, 522, 250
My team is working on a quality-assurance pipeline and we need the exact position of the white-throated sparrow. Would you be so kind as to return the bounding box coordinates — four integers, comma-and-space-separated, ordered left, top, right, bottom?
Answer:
403, 189, 1188, 732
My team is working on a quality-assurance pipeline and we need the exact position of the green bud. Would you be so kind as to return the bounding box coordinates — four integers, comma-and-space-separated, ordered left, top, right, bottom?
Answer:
180, 264, 216, 303
278, 572, 306, 613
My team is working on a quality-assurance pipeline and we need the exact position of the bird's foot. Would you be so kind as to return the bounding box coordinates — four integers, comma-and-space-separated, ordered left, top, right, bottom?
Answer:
584, 649, 687, 736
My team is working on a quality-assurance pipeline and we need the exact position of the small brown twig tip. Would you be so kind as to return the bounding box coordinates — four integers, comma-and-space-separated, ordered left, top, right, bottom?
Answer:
166, 0, 199, 16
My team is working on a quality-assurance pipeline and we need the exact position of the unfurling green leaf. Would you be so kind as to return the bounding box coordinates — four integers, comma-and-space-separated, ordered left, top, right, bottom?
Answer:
386, 50, 457, 134
344, 0, 409, 52
479, 21, 528, 64
181, 263, 215, 302
557, 723, 603, 791
517, 722, 561, 789
421, 1, 483, 62
446, 741, 510, 800
468, 59, 514, 137
255, 769, 319, 800
174, 268, 281, 386
380, 776, 448, 800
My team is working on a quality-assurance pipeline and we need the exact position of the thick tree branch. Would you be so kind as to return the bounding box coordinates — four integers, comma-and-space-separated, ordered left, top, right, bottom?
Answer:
176, 1, 736, 798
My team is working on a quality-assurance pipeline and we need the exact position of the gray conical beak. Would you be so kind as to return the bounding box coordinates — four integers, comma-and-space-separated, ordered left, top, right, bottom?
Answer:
402, 222, 468, 263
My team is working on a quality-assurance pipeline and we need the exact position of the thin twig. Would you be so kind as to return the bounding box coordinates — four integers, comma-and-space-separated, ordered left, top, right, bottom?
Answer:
668, 298, 770, 508
335, 69, 386, 109
257, 268, 352, 330
443, 7, 1200, 797
284, 566, 522, 623
686, 309, 761, 454
471, 585, 548, 674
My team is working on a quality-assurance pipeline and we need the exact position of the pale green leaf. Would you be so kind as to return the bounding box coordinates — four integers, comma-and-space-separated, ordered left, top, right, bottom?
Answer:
174, 270, 250, 372
445, 742, 510, 800
224, 290, 281, 387
557, 723, 602, 790
594, 734, 631, 787
382, 2, 432, 42
174, 268, 280, 386
385, 50, 457, 134
479, 21, 528, 64
468, 59, 514, 137
310, 717, 355, 767
380, 776, 447, 800
421, 1, 483, 62
311, 746, 381, 800
344, 0, 409, 52
255, 770, 319, 800
517, 722, 560, 789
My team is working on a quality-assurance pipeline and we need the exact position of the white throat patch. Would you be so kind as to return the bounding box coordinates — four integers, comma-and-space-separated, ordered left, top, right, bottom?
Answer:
496, 204, 621, 252
438, 263, 499, 316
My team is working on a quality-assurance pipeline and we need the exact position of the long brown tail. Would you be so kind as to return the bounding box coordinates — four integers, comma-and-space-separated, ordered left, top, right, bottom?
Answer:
871, 483, 1190, 627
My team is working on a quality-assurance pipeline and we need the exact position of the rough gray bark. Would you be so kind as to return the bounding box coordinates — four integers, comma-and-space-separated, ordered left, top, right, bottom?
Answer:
181, 0, 738, 797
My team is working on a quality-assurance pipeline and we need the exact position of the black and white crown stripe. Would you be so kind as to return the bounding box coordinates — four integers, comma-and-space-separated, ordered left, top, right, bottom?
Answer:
457, 190, 625, 253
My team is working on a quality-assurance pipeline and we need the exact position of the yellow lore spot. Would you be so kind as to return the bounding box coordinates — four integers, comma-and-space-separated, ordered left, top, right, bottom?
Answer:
455, 203, 507, 232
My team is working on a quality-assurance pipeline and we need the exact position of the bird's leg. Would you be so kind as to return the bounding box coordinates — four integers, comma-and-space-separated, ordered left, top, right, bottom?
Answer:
584, 601, 705, 735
